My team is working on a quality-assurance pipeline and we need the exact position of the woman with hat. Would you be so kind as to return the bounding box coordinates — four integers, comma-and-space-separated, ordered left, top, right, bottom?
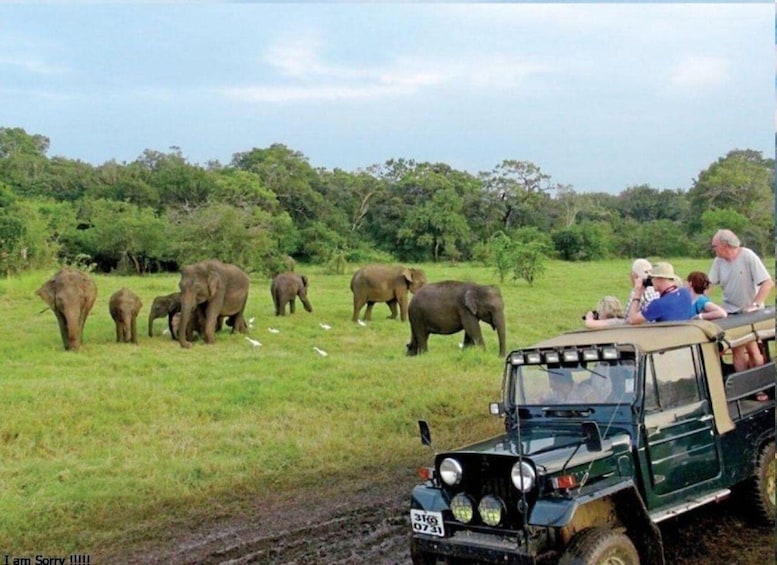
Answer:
627, 262, 693, 324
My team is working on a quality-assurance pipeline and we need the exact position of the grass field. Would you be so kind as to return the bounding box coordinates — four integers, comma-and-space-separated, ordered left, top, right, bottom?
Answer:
0, 258, 757, 557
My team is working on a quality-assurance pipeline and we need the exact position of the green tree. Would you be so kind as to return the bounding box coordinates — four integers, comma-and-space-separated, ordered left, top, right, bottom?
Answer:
488, 232, 517, 282
480, 160, 556, 230
687, 149, 774, 255
135, 148, 215, 209
396, 182, 470, 262
71, 199, 167, 273
512, 242, 548, 286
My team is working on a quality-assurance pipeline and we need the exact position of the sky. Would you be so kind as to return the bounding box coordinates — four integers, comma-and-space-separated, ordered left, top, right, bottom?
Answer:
1, 3, 773, 193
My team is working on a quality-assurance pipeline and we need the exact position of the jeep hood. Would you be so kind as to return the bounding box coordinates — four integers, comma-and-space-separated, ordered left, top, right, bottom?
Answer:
446, 427, 631, 475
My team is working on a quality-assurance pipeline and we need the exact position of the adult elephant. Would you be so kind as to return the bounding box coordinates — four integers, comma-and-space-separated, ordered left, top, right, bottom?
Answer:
406, 281, 506, 357
177, 259, 250, 348
36, 268, 97, 351
271, 272, 312, 316
109, 287, 143, 344
350, 264, 427, 322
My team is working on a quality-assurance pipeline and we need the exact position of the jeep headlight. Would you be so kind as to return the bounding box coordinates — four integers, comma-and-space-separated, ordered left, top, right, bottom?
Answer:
439, 458, 463, 486
511, 461, 536, 491
478, 495, 505, 526
450, 493, 474, 523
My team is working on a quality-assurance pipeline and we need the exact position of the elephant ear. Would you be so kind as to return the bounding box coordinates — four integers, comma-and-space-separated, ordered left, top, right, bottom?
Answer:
36, 280, 56, 309
464, 289, 479, 316
401, 269, 413, 284
207, 271, 220, 296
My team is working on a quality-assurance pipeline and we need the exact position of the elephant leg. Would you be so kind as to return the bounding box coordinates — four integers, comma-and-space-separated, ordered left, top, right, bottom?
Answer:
462, 333, 476, 348
387, 299, 398, 319
364, 301, 376, 321
352, 295, 366, 322
130, 318, 138, 344
407, 326, 424, 356
230, 314, 247, 334
289, 298, 296, 314
462, 318, 485, 348
168, 313, 178, 340
398, 297, 409, 322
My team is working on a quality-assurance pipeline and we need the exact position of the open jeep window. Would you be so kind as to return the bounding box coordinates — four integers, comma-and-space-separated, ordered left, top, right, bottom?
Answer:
644, 346, 701, 412
511, 347, 637, 406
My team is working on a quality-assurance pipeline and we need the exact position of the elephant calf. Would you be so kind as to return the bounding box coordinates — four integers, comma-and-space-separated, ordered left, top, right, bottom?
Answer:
271, 272, 312, 316
109, 287, 143, 344
148, 292, 181, 338
407, 281, 506, 357
37, 268, 97, 351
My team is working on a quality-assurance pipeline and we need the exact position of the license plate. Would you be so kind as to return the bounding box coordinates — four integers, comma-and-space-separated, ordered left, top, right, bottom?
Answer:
411, 509, 445, 537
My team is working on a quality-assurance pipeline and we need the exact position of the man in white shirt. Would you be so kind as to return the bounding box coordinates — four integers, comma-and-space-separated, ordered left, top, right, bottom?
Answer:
709, 229, 774, 370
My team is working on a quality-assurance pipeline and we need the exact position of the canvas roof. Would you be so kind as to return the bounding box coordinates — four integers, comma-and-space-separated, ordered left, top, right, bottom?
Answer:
524, 307, 774, 353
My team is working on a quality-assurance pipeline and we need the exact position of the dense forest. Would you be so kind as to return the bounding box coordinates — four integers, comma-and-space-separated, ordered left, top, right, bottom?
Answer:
0, 126, 773, 277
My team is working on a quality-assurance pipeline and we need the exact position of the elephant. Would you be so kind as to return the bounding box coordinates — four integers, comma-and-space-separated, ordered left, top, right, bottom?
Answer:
271, 272, 312, 316
177, 259, 250, 348
109, 287, 143, 344
36, 268, 97, 351
148, 292, 225, 340
406, 281, 506, 357
148, 292, 182, 338
350, 264, 427, 323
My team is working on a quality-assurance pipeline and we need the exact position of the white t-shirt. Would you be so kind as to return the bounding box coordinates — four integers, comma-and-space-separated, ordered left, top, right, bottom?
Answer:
709, 247, 771, 313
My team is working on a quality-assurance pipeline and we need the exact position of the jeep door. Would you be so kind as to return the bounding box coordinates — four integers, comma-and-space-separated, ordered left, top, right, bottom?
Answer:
642, 346, 720, 497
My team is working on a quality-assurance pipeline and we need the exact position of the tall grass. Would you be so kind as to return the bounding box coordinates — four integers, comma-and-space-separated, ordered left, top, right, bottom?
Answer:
0, 259, 752, 556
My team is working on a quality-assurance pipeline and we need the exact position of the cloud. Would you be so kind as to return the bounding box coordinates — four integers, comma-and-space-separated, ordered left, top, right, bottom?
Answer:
222, 37, 549, 104
0, 54, 68, 76
668, 55, 730, 90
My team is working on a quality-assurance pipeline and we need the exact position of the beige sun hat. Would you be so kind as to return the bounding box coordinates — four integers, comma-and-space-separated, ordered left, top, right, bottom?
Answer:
648, 262, 680, 282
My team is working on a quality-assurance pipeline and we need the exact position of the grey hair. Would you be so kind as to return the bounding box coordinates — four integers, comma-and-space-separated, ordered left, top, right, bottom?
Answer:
713, 229, 741, 248
631, 258, 652, 277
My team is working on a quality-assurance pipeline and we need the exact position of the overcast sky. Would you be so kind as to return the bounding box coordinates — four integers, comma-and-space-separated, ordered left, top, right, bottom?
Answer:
1, 3, 772, 193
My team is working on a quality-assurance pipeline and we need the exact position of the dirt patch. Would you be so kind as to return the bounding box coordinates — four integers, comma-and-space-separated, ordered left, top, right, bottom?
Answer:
114, 469, 772, 565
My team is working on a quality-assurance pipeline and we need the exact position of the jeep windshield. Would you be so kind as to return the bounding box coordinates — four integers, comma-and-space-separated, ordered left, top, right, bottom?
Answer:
507, 344, 637, 407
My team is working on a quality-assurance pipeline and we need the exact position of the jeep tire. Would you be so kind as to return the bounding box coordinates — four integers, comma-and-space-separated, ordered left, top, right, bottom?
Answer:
748, 441, 776, 525
559, 527, 639, 565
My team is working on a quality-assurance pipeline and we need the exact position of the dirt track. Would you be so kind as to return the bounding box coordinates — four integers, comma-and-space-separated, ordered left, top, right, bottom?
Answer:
118, 471, 773, 565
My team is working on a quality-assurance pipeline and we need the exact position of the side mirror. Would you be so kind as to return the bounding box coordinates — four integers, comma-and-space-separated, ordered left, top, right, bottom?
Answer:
418, 420, 432, 447
489, 402, 504, 416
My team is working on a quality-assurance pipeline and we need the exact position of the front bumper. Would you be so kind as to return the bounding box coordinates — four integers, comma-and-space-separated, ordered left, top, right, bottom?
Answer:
411, 532, 555, 565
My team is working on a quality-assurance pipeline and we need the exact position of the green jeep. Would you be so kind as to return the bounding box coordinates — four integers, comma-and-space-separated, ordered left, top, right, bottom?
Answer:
410, 309, 775, 564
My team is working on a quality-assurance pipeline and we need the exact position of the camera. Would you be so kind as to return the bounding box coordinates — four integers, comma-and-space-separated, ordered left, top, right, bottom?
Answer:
643, 276, 653, 287
581, 311, 600, 321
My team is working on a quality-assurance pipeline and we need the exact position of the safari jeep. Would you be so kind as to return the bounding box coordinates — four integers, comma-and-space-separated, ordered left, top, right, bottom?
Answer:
410, 308, 775, 564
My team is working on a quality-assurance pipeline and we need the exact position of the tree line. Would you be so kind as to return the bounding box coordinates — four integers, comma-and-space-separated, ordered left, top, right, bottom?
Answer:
0, 126, 773, 278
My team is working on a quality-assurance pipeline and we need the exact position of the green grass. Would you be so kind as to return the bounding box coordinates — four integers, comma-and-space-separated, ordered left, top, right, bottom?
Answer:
0, 259, 757, 556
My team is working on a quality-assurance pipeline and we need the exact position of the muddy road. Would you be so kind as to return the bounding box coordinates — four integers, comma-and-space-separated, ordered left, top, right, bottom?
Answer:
121, 472, 773, 565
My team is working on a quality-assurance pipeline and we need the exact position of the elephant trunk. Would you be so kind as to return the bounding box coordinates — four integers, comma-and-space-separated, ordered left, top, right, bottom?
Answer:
494, 312, 506, 357
148, 311, 156, 337
178, 298, 196, 348
63, 309, 82, 351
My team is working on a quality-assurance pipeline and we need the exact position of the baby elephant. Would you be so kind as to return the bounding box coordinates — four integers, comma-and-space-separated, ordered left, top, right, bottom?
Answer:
271, 273, 312, 316
109, 287, 143, 344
